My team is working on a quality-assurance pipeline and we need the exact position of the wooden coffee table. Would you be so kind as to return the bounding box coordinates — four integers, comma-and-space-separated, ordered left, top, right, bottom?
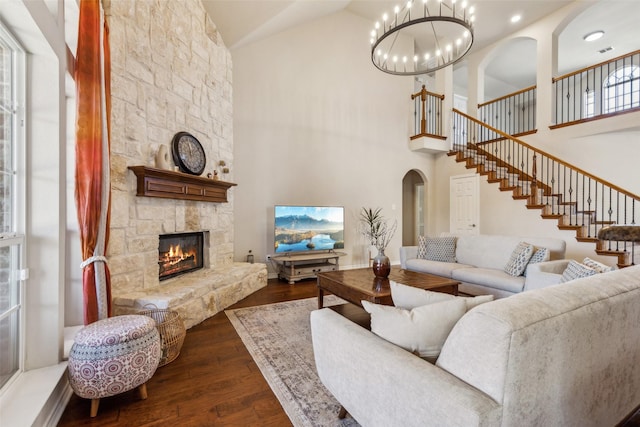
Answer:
316, 267, 459, 309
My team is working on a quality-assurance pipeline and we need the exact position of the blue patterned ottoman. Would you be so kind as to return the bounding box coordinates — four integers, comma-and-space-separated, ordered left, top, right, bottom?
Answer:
68, 315, 162, 417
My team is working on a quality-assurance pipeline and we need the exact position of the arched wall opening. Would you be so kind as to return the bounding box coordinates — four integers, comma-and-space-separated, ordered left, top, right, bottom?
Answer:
402, 169, 427, 246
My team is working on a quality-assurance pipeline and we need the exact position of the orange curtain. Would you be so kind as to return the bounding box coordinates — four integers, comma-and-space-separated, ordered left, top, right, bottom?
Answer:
75, 0, 112, 324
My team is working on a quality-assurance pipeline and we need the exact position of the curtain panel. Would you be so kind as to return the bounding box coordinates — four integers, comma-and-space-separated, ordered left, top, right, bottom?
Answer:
75, 0, 112, 324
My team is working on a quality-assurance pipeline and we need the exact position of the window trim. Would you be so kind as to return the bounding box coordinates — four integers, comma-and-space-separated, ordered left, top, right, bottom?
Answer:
602, 64, 640, 114
0, 19, 26, 395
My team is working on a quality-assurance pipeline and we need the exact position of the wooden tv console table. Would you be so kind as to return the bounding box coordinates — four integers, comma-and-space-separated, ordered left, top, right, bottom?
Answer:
271, 251, 346, 284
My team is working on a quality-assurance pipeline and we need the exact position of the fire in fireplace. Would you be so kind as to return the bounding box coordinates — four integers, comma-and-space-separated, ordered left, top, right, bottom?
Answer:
158, 232, 204, 280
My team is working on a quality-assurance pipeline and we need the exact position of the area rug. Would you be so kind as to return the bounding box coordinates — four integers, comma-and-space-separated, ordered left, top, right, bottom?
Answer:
226, 297, 360, 427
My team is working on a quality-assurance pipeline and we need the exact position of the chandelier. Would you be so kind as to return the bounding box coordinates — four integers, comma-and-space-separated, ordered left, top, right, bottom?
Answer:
370, 0, 475, 76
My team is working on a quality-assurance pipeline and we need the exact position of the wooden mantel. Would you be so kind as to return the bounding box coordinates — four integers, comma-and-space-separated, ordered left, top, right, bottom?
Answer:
128, 166, 237, 203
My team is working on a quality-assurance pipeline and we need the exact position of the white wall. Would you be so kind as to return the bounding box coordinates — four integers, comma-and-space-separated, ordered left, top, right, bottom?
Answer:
232, 10, 435, 270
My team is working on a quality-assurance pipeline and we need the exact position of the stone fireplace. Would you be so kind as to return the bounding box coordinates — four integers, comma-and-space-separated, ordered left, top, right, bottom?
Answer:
106, 0, 267, 329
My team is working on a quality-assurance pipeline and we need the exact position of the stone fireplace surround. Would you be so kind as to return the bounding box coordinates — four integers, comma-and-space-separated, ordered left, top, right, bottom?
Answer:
105, 0, 267, 329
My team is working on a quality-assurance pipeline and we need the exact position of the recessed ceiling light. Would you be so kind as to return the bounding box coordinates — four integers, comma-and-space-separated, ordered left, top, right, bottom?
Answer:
510, 14, 521, 24
584, 30, 604, 42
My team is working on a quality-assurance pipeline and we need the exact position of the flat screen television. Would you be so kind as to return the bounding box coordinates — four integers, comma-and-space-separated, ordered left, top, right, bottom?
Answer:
274, 205, 344, 253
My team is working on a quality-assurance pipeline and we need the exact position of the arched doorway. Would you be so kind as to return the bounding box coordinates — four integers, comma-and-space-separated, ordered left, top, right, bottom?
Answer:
402, 170, 427, 246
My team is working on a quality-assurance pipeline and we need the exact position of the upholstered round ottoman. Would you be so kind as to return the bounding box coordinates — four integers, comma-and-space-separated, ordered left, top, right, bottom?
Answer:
68, 315, 162, 417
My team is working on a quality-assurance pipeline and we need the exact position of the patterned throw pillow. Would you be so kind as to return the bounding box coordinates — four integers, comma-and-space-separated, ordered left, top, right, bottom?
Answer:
423, 236, 457, 263
504, 242, 535, 276
417, 235, 429, 259
523, 247, 550, 276
561, 260, 598, 283
582, 257, 614, 273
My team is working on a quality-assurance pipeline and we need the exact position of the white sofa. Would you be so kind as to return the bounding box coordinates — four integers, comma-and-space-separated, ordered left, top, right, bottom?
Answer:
399, 234, 567, 297
311, 265, 640, 427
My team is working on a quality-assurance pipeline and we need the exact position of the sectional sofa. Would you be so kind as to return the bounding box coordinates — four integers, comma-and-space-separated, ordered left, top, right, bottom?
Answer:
311, 265, 640, 426
399, 234, 566, 297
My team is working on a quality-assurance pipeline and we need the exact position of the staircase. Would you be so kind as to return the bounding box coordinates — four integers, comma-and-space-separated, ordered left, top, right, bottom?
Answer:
449, 109, 640, 268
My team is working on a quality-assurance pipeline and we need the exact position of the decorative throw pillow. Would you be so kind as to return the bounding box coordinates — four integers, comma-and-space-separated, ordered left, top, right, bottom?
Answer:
390, 280, 454, 309
423, 236, 457, 262
390, 280, 494, 312
522, 247, 550, 276
361, 298, 467, 360
504, 242, 535, 276
582, 257, 614, 273
417, 235, 429, 259
561, 260, 598, 283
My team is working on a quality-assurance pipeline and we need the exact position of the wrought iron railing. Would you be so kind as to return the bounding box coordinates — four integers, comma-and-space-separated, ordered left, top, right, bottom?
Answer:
410, 85, 445, 139
452, 108, 640, 264
552, 49, 640, 128
478, 85, 536, 137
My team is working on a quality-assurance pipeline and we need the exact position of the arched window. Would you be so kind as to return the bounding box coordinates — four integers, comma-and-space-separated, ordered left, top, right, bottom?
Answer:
602, 65, 640, 114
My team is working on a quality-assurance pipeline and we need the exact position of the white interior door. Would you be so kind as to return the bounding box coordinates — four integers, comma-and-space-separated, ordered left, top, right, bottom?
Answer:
450, 174, 479, 235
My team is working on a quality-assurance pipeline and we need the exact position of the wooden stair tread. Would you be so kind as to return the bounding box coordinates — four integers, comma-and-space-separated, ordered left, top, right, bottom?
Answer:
558, 225, 582, 230
541, 214, 562, 219
576, 237, 599, 243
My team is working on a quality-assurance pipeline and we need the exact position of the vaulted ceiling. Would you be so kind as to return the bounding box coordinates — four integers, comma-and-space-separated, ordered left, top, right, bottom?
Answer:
202, 0, 640, 98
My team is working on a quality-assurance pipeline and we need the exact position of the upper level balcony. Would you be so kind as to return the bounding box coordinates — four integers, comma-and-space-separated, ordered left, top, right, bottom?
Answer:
410, 49, 640, 149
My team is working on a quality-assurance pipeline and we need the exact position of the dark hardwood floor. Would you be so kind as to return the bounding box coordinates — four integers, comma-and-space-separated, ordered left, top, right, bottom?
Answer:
58, 278, 318, 427
58, 277, 640, 427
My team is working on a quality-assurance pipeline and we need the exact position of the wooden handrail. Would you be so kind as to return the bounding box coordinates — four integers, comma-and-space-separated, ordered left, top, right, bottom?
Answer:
453, 108, 640, 201
411, 85, 445, 100
552, 49, 640, 83
477, 85, 537, 108
549, 106, 640, 130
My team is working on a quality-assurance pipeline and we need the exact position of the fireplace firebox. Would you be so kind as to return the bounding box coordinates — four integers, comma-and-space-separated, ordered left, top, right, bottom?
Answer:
158, 232, 205, 280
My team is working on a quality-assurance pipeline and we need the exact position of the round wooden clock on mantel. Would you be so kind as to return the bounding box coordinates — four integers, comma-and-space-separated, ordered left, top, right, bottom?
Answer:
171, 131, 206, 175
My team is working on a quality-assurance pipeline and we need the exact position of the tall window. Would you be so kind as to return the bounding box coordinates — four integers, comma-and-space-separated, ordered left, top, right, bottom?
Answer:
603, 65, 640, 114
0, 23, 25, 391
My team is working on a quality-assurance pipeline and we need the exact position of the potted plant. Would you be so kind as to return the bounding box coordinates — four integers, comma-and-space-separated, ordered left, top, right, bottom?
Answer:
359, 207, 397, 278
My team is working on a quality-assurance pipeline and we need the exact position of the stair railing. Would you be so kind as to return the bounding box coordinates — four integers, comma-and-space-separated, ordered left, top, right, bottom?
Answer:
552, 49, 640, 128
411, 85, 445, 140
452, 108, 640, 263
478, 85, 537, 137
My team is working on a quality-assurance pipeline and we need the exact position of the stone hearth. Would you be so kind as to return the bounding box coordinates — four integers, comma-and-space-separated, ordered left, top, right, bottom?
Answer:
112, 263, 267, 329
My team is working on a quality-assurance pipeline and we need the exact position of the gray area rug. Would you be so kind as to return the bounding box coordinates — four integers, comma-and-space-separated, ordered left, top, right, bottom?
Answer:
226, 296, 361, 427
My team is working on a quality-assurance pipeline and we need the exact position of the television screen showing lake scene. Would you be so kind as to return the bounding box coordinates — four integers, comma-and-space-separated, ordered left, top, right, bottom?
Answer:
274, 205, 344, 253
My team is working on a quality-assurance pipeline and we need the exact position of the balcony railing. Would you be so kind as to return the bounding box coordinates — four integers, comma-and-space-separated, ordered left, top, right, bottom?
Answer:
478, 85, 537, 137
411, 85, 445, 140
552, 49, 640, 128
452, 108, 640, 264
414, 49, 639, 138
